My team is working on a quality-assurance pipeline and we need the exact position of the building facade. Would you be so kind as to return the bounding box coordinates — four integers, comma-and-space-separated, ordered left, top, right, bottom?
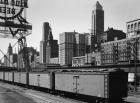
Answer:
101, 36, 140, 65
75, 33, 86, 57
17, 47, 39, 70
59, 32, 76, 66
127, 19, 140, 38
40, 22, 59, 64
101, 19, 140, 65
101, 28, 126, 43
59, 32, 89, 66
4, 43, 17, 67
91, 1, 104, 43
72, 52, 101, 67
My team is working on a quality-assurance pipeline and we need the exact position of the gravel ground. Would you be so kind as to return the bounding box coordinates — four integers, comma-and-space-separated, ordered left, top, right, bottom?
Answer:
0, 82, 86, 103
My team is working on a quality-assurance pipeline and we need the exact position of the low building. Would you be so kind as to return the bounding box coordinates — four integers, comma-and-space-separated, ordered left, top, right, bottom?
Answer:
126, 19, 140, 38
50, 57, 59, 64
100, 27, 126, 43
101, 35, 140, 65
72, 52, 101, 67
72, 56, 85, 67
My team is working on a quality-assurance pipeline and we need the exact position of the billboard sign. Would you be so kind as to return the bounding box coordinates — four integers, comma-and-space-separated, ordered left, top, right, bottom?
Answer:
0, 0, 28, 20
0, 0, 32, 39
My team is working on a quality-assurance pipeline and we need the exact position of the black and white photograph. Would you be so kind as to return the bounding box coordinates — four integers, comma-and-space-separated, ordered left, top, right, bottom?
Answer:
0, 0, 139, 103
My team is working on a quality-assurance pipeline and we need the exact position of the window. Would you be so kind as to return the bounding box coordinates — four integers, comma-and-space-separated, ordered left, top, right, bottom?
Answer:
128, 25, 130, 32
131, 24, 134, 32
138, 22, 140, 30
134, 23, 137, 30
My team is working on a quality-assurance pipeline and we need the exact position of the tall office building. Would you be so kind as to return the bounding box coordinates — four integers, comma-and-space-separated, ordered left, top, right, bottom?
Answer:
40, 22, 58, 64
91, 1, 104, 43
75, 33, 86, 57
59, 32, 76, 66
59, 32, 88, 66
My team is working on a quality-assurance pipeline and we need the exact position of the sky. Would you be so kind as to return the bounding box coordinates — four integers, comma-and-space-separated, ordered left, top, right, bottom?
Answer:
0, 0, 140, 60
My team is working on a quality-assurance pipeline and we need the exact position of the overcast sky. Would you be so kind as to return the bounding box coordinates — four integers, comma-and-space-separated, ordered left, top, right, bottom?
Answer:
0, 0, 140, 59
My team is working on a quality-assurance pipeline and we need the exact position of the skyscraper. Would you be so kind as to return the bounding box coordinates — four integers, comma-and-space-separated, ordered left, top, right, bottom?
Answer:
91, 1, 104, 42
40, 22, 50, 63
59, 32, 76, 66
40, 22, 58, 64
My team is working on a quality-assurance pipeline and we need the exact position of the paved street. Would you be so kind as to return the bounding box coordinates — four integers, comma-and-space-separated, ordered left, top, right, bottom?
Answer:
0, 82, 85, 103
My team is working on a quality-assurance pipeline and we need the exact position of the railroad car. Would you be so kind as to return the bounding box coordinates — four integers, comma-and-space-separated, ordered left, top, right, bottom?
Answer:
29, 72, 54, 91
14, 72, 20, 84
4, 72, 13, 83
13, 72, 28, 86
55, 69, 128, 101
0, 72, 4, 80
0, 69, 128, 102
19, 72, 28, 85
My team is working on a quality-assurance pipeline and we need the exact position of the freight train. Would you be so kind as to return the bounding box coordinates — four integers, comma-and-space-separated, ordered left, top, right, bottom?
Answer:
0, 69, 128, 103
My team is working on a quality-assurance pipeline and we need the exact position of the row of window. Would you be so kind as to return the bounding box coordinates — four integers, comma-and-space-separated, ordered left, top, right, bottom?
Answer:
127, 22, 140, 32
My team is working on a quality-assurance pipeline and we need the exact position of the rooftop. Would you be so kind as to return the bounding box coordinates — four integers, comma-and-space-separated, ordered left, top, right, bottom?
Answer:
93, 1, 103, 10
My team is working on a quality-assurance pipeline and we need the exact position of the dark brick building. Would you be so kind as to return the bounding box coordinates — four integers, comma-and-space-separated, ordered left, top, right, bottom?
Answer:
100, 28, 126, 43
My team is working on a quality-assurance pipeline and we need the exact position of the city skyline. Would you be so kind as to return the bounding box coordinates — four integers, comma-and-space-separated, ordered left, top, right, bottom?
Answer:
0, 0, 140, 59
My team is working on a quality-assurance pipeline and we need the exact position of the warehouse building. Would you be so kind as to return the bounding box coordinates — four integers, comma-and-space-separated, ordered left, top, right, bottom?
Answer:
101, 35, 140, 65
100, 27, 126, 43
127, 19, 140, 38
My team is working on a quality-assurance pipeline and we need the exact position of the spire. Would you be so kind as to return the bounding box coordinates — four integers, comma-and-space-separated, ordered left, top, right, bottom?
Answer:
8, 43, 13, 55
93, 1, 103, 10
9, 43, 12, 48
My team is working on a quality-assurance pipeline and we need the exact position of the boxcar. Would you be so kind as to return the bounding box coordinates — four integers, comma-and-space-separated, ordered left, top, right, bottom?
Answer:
19, 72, 27, 85
4, 72, 13, 82
55, 69, 128, 100
0, 72, 4, 80
29, 72, 54, 90
14, 72, 27, 85
13, 72, 28, 86
14, 72, 20, 83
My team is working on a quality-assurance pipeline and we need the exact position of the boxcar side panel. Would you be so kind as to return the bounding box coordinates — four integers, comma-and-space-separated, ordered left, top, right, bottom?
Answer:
39, 73, 51, 89
29, 73, 38, 86
8, 72, 13, 81
14, 72, 20, 83
4, 72, 9, 81
0, 72, 3, 80
55, 73, 75, 93
78, 74, 105, 98
20, 73, 27, 84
